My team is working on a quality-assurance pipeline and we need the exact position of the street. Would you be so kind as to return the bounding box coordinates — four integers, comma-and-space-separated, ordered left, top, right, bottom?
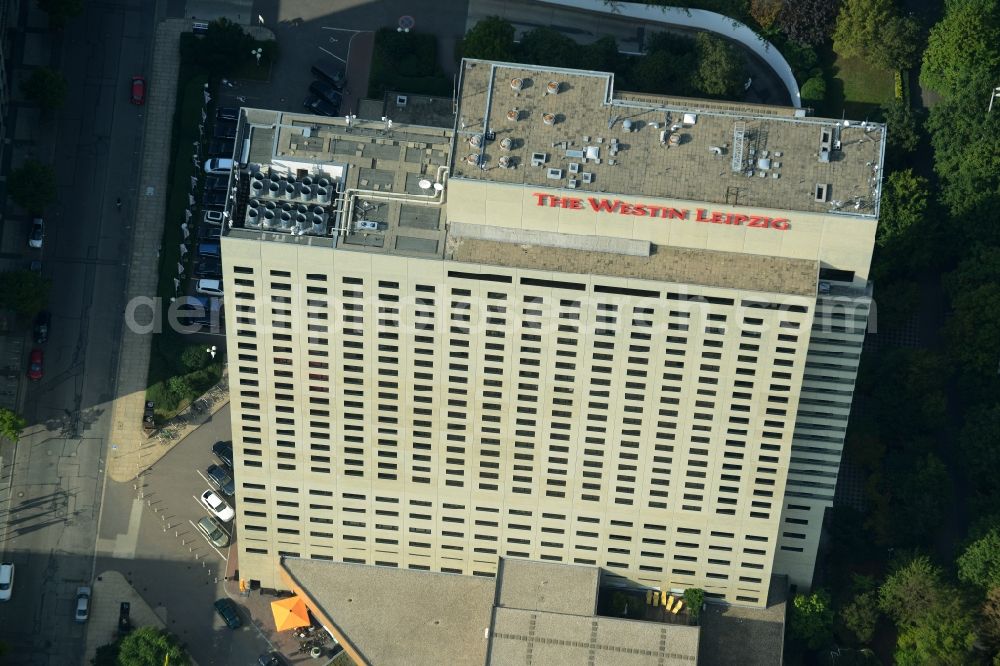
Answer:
0, 1, 158, 663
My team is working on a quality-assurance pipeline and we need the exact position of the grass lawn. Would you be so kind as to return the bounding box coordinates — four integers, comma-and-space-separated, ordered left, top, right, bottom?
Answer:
822, 53, 895, 119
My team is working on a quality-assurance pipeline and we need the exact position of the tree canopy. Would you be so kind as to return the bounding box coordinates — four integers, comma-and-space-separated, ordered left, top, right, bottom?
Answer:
693, 33, 746, 98
20, 67, 68, 110
0, 409, 26, 444
114, 626, 189, 666
789, 589, 834, 650
921, 0, 1000, 98
778, 0, 839, 46
458, 16, 516, 62
0, 271, 52, 319
37, 0, 83, 29
957, 526, 1000, 590
7, 160, 57, 214
833, 0, 921, 70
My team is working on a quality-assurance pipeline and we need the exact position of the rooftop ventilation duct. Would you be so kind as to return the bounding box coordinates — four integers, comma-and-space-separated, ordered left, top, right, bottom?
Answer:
315, 187, 331, 205
262, 209, 276, 228
542, 113, 555, 125
546, 81, 560, 94
300, 185, 314, 201
510, 78, 523, 91
500, 137, 513, 151
245, 207, 260, 228
506, 108, 519, 121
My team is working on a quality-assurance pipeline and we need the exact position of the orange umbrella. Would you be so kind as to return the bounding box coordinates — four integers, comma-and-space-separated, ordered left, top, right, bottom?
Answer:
271, 596, 311, 631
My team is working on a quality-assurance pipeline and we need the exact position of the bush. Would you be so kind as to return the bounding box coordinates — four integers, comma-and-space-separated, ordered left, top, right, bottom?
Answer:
21, 67, 67, 109
683, 588, 705, 622
800, 75, 827, 104
7, 160, 57, 213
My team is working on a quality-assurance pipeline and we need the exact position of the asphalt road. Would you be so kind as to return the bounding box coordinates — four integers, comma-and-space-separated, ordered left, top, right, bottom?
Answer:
95, 404, 272, 665
0, 1, 158, 663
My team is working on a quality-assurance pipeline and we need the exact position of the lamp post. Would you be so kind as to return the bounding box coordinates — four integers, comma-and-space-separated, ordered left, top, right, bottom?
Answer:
989, 86, 1000, 113
251, 47, 263, 66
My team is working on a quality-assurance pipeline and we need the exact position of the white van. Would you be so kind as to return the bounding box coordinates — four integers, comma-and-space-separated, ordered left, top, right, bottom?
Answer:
203, 158, 234, 175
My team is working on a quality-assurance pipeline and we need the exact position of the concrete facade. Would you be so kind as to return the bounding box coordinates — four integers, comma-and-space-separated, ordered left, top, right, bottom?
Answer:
220, 61, 882, 606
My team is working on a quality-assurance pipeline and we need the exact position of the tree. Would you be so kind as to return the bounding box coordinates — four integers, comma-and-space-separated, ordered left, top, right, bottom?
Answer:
800, 75, 826, 104
0, 409, 26, 444
180, 345, 210, 373
516, 27, 577, 68
778, 0, 839, 46
944, 246, 1000, 376
957, 406, 1000, 512
874, 169, 936, 275
957, 527, 1000, 591
833, 0, 920, 70
190, 18, 255, 76
6, 160, 57, 213
982, 587, 1000, 649
879, 99, 923, 161
458, 16, 515, 62
879, 556, 945, 627
842, 590, 880, 644
168, 375, 191, 401
683, 588, 705, 622
20, 67, 68, 110
750, 0, 783, 28
36, 0, 83, 29
894, 599, 978, 665
0, 271, 52, 319
789, 589, 834, 650
692, 33, 746, 98
115, 626, 189, 666
921, 0, 1000, 98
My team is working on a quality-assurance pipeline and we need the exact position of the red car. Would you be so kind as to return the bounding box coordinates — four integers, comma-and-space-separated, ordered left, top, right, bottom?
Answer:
27, 349, 43, 381
130, 75, 146, 105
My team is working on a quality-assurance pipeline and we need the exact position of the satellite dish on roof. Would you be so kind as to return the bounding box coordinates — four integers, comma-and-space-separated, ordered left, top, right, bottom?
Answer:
418, 179, 432, 190
433, 183, 444, 192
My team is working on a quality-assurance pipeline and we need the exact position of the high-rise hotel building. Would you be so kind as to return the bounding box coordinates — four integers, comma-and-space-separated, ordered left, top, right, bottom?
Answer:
220, 60, 883, 606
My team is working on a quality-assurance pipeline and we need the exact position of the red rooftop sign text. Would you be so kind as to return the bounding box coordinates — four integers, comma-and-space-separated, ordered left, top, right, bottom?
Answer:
532, 193, 791, 231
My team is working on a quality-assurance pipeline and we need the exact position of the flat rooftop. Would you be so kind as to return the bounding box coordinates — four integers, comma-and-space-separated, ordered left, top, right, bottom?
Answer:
452, 60, 884, 217
228, 108, 454, 259
283, 557, 700, 666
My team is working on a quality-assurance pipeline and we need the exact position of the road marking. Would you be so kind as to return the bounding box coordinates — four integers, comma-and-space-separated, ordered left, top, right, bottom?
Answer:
195, 469, 212, 486
321, 27, 363, 32
188, 518, 228, 562
318, 46, 346, 63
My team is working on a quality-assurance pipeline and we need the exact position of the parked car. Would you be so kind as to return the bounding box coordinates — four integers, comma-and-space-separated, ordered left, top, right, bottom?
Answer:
130, 75, 146, 105
201, 489, 235, 522
195, 258, 222, 278
196, 516, 230, 548
203, 158, 234, 175
203, 209, 225, 226
196, 279, 224, 297
0, 563, 13, 601
204, 175, 229, 192
75, 586, 91, 623
27, 349, 43, 381
28, 218, 44, 249
258, 652, 285, 666
212, 440, 234, 468
311, 59, 346, 90
214, 598, 242, 629
33, 311, 50, 345
202, 190, 227, 208
213, 122, 237, 139
216, 107, 239, 121
206, 464, 235, 496
198, 242, 221, 258
302, 94, 338, 117
207, 139, 235, 157
199, 226, 222, 241
309, 79, 342, 108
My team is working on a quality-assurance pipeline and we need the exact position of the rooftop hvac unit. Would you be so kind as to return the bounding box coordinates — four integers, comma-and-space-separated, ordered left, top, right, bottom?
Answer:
300, 185, 314, 201
245, 207, 261, 228
262, 209, 276, 229
315, 186, 331, 205
284, 183, 299, 199
396, 95, 408, 107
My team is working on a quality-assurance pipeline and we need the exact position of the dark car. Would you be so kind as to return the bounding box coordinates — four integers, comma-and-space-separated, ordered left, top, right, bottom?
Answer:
311, 59, 346, 90
308, 80, 343, 108
198, 242, 221, 258
258, 652, 285, 666
27, 348, 43, 381
195, 258, 222, 278
204, 175, 229, 192
206, 464, 235, 496
213, 122, 237, 139
130, 75, 146, 105
202, 190, 227, 207
198, 226, 222, 241
302, 94, 338, 117
207, 139, 235, 157
214, 598, 242, 629
33, 311, 50, 345
216, 107, 239, 121
212, 440, 234, 468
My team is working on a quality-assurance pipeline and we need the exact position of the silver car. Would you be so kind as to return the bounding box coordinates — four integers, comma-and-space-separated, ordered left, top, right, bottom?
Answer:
197, 516, 230, 548
75, 586, 91, 622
